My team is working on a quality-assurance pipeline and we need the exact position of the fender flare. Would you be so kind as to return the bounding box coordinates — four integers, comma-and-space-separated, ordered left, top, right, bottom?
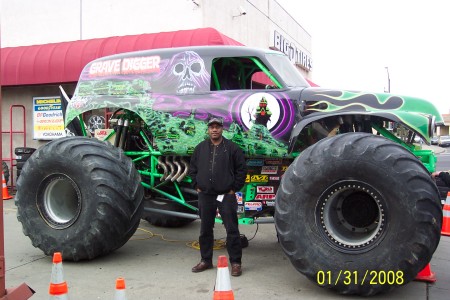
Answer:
288, 111, 407, 153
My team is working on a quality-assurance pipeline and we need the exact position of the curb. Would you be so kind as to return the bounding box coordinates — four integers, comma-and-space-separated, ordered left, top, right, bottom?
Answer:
423, 146, 447, 154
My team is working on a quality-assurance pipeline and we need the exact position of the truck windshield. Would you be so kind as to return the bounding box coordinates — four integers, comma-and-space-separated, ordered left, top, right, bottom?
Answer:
265, 53, 310, 88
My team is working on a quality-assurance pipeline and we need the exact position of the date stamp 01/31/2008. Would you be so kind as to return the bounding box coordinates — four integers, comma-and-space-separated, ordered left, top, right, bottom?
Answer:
316, 270, 405, 286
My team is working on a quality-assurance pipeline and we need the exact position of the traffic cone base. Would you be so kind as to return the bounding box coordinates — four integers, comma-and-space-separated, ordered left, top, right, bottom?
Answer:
214, 256, 234, 300
49, 252, 69, 299
415, 264, 436, 283
441, 192, 450, 236
2, 172, 12, 200
49, 282, 68, 295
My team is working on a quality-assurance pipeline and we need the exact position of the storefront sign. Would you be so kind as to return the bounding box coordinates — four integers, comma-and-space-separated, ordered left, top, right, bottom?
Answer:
272, 30, 313, 71
33, 97, 65, 140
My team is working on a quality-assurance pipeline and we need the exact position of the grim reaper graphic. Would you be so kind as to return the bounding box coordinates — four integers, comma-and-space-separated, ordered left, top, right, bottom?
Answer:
153, 51, 210, 95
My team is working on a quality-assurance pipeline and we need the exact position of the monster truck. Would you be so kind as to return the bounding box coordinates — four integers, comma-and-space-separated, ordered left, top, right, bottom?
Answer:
15, 46, 443, 296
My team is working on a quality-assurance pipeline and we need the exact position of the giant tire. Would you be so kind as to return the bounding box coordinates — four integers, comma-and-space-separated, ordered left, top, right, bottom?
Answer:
275, 133, 442, 296
15, 136, 144, 261
143, 197, 196, 227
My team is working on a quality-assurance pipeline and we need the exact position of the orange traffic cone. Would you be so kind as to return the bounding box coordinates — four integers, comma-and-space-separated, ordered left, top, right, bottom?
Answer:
442, 192, 450, 236
114, 277, 127, 300
2, 172, 12, 200
49, 252, 69, 299
415, 263, 436, 282
213, 256, 234, 300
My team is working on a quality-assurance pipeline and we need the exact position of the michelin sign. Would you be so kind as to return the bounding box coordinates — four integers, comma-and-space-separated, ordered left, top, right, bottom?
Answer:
33, 97, 65, 140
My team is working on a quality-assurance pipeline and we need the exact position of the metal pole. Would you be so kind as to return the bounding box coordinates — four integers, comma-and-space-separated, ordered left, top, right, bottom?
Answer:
0, 24, 34, 300
385, 67, 391, 93
0, 28, 5, 297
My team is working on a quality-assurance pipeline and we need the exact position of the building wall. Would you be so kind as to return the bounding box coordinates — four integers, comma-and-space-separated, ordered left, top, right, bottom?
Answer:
1, 0, 311, 53
1, 0, 203, 46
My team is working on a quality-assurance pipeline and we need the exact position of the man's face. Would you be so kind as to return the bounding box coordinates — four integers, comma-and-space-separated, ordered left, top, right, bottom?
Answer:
208, 123, 223, 141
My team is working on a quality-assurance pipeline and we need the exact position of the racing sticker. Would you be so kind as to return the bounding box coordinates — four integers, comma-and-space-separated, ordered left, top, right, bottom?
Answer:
269, 176, 280, 181
256, 186, 274, 193
261, 166, 278, 175
265, 200, 275, 206
236, 192, 243, 205
255, 194, 276, 200
247, 159, 265, 167
249, 175, 269, 183
264, 158, 283, 165
245, 202, 263, 211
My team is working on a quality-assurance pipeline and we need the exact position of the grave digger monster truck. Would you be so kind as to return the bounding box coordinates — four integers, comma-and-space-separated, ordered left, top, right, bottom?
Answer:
15, 46, 443, 296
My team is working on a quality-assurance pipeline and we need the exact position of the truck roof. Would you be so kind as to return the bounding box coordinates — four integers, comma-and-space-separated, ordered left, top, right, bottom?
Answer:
90, 45, 285, 62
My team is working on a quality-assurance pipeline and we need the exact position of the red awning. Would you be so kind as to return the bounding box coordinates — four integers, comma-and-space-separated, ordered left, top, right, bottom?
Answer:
1, 27, 243, 86
306, 79, 319, 87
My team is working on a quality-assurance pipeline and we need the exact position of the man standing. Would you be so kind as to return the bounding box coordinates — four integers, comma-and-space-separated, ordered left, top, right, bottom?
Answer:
189, 117, 247, 276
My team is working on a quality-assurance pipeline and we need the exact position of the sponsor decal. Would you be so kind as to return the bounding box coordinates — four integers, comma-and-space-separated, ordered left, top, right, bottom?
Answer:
264, 158, 282, 165
255, 194, 276, 200
245, 202, 263, 211
250, 175, 269, 183
246, 159, 264, 167
237, 206, 245, 213
269, 176, 280, 181
281, 166, 289, 172
256, 186, 274, 193
236, 192, 243, 204
94, 129, 114, 141
261, 166, 278, 175
265, 200, 276, 206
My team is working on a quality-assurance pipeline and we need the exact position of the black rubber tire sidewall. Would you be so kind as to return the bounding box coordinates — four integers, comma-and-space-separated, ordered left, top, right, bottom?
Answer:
15, 136, 144, 261
275, 133, 442, 296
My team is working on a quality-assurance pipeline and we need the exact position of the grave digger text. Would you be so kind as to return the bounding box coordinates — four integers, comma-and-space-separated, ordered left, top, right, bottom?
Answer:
317, 270, 404, 286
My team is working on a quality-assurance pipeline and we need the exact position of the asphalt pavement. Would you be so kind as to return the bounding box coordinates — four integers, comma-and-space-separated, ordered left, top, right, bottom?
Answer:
2, 193, 450, 299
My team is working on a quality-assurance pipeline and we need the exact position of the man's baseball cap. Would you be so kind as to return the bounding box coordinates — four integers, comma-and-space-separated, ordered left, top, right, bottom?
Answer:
207, 117, 223, 126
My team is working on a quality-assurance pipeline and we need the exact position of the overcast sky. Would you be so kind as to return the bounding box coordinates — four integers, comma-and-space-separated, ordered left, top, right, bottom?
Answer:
277, 0, 450, 115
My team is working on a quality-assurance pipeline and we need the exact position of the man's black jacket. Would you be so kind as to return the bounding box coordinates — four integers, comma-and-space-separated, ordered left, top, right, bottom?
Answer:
189, 137, 247, 195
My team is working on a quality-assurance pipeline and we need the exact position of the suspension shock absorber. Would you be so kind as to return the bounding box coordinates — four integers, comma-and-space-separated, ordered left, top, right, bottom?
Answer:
114, 118, 124, 147
119, 119, 130, 149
